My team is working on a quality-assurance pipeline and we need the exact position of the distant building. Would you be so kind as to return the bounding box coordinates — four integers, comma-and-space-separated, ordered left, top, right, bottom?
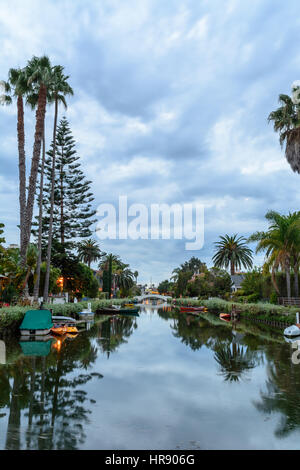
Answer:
8, 244, 19, 249
230, 274, 245, 292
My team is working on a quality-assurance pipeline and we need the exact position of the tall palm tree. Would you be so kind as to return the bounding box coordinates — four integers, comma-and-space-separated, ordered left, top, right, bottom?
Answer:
1, 69, 29, 262
77, 239, 102, 268
248, 211, 300, 299
212, 234, 253, 275
43, 66, 73, 302
22, 56, 52, 265
268, 88, 300, 174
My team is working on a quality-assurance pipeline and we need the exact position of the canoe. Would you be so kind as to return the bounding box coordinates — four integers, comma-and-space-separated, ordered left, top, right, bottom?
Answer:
180, 306, 208, 312
219, 313, 231, 321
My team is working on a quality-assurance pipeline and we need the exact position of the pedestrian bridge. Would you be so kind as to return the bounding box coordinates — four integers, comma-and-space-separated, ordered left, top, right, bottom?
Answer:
135, 294, 172, 303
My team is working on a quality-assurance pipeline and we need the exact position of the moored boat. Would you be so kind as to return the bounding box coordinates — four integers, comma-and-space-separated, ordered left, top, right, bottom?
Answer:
219, 313, 231, 321
52, 315, 76, 324
51, 322, 78, 336
283, 313, 300, 337
284, 324, 300, 337
180, 306, 208, 312
19, 309, 53, 337
96, 307, 139, 315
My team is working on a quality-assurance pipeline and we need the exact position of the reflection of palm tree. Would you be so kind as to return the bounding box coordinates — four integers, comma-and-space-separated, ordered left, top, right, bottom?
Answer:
5, 365, 23, 450
214, 341, 256, 382
254, 344, 300, 438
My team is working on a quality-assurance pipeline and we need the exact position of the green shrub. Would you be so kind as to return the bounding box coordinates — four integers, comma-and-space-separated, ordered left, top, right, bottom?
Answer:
269, 291, 278, 305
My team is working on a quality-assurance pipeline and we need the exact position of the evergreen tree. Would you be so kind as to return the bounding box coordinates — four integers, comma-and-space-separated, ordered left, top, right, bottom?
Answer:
34, 117, 96, 258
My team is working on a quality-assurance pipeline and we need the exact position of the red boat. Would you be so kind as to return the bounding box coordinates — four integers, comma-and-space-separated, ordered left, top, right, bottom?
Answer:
219, 313, 231, 321
180, 306, 208, 312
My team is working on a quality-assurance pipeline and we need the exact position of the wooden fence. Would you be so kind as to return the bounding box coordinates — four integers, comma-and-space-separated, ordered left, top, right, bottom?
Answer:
278, 297, 300, 307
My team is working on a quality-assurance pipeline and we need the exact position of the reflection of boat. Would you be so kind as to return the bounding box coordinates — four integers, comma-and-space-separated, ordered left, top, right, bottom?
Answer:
180, 306, 208, 312
19, 309, 53, 336
19, 337, 53, 356
220, 313, 231, 321
284, 335, 300, 344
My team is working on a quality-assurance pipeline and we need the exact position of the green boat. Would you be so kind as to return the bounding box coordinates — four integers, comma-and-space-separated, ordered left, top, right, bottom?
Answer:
19, 309, 53, 336
96, 307, 139, 315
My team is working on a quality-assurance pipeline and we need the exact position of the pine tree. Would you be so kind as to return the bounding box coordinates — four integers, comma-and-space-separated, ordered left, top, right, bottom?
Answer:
34, 117, 96, 259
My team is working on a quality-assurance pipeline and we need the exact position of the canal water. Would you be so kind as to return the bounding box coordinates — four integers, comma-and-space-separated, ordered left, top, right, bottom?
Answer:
0, 304, 300, 450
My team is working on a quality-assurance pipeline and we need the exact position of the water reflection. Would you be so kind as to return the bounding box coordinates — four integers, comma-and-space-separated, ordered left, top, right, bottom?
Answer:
1, 307, 300, 449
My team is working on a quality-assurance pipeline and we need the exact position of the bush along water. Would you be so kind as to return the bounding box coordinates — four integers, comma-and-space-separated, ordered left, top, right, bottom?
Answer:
0, 298, 127, 334
173, 297, 298, 325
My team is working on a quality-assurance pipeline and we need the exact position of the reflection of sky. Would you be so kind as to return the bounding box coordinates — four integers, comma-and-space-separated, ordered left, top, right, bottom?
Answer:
79, 311, 300, 450
1, 310, 300, 449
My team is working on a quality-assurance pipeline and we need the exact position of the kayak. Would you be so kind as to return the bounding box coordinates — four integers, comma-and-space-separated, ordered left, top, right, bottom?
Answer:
51, 323, 78, 336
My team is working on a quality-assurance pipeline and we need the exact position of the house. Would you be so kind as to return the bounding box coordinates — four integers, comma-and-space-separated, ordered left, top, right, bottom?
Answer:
230, 274, 245, 292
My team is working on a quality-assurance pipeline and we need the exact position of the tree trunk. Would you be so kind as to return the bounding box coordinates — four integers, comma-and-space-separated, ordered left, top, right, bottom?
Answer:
23, 84, 47, 264
43, 95, 58, 302
271, 267, 280, 294
286, 259, 291, 299
230, 260, 235, 276
60, 150, 65, 246
33, 125, 46, 302
17, 95, 27, 263
294, 262, 299, 298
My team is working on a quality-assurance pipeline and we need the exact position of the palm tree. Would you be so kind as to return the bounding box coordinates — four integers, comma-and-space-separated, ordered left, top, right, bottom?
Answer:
43, 65, 73, 302
116, 268, 135, 292
22, 56, 53, 265
268, 88, 300, 173
1, 69, 29, 262
248, 211, 300, 299
77, 239, 102, 268
212, 234, 253, 275
25, 87, 52, 301
134, 270, 138, 283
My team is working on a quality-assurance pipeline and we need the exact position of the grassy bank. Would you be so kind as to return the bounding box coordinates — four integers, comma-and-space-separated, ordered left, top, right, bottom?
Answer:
174, 297, 298, 324
0, 298, 127, 334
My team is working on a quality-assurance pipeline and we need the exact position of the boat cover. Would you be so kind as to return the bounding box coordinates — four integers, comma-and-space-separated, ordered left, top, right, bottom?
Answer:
19, 309, 53, 330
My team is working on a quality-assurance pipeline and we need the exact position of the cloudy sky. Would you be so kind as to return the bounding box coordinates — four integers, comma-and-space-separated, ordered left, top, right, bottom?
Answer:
1, 0, 300, 284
